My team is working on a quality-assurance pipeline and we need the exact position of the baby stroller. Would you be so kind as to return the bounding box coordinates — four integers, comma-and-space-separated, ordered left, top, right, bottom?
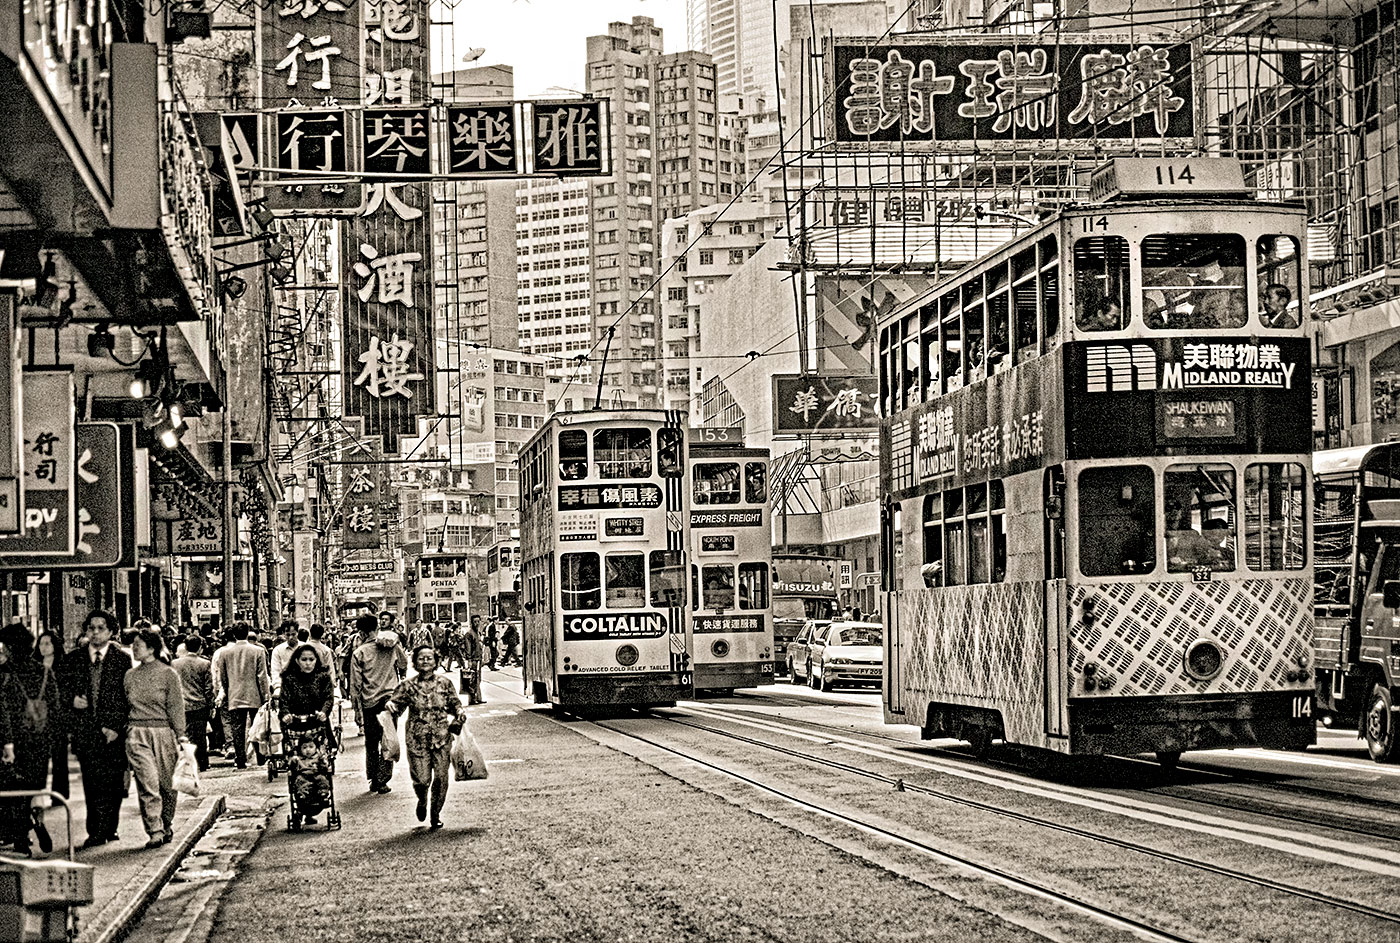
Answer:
283, 711, 342, 831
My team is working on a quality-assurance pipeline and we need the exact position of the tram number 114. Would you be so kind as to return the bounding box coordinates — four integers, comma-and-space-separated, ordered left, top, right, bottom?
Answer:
1291, 695, 1313, 719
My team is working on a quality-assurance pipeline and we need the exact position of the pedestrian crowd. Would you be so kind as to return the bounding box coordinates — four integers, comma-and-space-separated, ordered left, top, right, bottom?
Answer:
0, 607, 503, 854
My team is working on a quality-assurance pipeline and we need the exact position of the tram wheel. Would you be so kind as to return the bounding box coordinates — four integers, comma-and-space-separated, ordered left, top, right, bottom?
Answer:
1365, 685, 1399, 763
1155, 750, 1182, 770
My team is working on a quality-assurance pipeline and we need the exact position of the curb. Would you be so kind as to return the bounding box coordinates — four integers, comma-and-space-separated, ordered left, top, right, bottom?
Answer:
78, 795, 228, 943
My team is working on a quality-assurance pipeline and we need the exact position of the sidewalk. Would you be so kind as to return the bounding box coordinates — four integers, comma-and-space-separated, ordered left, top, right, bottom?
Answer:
17, 757, 226, 943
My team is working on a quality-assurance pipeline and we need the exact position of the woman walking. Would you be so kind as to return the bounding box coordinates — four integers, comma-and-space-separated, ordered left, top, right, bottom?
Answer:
124, 628, 186, 849
280, 645, 335, 827
0, 625, 49, 855
32, 631, 67, 798
386, 647, 463, 830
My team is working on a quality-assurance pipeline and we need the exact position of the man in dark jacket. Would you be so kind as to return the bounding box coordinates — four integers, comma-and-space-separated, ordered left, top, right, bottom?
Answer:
173, 635, 215, 771
60, 610, 133, 849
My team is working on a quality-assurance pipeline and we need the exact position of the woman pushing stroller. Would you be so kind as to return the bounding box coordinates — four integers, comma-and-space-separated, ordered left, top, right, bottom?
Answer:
280, 645, 337, 830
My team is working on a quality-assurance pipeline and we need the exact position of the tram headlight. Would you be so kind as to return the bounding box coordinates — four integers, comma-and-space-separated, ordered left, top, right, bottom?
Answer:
615, 644, 640, 668
711, 639, 730, 658
1183, 638, 1225, 682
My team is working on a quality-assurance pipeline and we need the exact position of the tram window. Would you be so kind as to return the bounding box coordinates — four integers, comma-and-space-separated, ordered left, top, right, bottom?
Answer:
944, 487, 967, 585
738, 563, 769, 609
453, 603, 469, 622
560, 552, 601, 610
963, 281, 986, 379
1142, 233, 1247, 330
1257, 236, 1301, 329
693, 462, 741, 504
941, 294, 962, 391
922, 494, 943, 587
1040, 236, 1060, 339
991, 481, 1007, 583
657, 428, 683, 476
559, 430, 588, 480
902, 315, 920, 408
1078, 466, 1156, 576
880, 328, 894, 415
605, 553, 646, 608
595, 427, 651, 479
702, 564, 735, 610
745, 462, 767, 503
1164, 464, 1237, 573
1074, 236, 1129, 332
1012, 246, 1039, 362
919, 305, 941, 398
1245, 463, 1306, 570
649, 550, 687, 607
988, 291, 1010, 373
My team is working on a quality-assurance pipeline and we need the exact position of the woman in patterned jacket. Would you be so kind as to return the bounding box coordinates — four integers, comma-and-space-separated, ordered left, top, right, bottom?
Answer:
386, 646, 463, 830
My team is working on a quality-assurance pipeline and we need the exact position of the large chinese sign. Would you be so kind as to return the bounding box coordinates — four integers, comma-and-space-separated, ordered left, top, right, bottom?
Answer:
831, 37, 1195, 148
0, 370, 76, 559
343, 451, 383, 550
773, 375, 880, 436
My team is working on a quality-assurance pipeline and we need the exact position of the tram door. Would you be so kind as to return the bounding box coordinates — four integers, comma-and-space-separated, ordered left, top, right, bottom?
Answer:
1043, 466, 1069, 738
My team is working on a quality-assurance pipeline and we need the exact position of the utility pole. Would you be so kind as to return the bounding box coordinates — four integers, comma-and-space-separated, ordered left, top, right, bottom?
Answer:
221, 361, 235, 629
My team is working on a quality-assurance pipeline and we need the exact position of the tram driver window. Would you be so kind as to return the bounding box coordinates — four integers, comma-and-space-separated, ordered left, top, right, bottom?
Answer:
605, 553, 646, 608
693, 462, 741, 504
595, 427, 652, 479
738, 563, 769, 609
1074, 235, 1129, 332
559, 430, 588, 480
1164, 464, 1237, 573
649, 550, 686, 607
745, 462, 767, 503
560, 552, 601, 610
1257, 236, 1301, 329
702, 564, 735, 610
1245, 463, 1306, 570
657, 428, 683, 477
1142, 233, 1247, 330
1077, 466, 1156, 576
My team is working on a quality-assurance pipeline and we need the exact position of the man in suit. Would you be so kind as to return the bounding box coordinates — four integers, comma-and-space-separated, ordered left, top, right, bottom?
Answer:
215, 622, 269, 769
61, 610, 133, 849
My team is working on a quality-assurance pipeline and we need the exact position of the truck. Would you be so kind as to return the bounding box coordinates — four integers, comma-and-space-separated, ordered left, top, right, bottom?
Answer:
771, 553, 840, 676
1313, 443, 1400, 761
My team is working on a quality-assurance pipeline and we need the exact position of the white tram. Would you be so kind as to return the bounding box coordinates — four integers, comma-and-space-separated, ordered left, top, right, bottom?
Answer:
688, 442, 774, 691
518, 410, 692, 708
878, 159, 1317, 764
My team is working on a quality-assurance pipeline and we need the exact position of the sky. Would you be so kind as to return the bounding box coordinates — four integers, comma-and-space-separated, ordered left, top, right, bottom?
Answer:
441, 0, 691, 97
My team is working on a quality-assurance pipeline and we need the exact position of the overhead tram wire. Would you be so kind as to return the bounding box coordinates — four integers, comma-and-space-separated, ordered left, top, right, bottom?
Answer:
547, 0, 927, 416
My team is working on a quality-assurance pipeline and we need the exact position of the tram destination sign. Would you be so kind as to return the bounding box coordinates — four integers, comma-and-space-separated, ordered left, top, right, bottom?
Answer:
830, 35, 1195, 148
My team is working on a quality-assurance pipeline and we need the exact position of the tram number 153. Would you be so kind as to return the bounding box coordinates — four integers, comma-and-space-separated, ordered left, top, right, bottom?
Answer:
1291, 695, 1313, 719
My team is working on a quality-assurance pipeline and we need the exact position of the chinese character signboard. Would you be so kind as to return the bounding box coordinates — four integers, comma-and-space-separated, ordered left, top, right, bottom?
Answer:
170, 512, 224, 556
446, 105, 520, 175
830, 37, 1194, 149
276, 109, 347, 174
362, 107, 431, 175
63, 423, 127, 568
530, 101, 609, 176
773, 375, 879, 436
0, 370, 76, 559
343, 452, 383, 549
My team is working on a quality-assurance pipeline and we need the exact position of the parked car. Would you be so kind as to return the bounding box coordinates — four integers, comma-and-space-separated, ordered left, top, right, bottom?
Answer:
808, 621, 883, 691
787, 619, 829, 684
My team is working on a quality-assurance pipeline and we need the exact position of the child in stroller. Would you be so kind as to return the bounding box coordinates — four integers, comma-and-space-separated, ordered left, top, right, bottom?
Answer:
279, 645, 340, 831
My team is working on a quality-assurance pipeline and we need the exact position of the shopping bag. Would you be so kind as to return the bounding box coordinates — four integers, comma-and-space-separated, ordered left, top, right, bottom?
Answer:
173, 742, 201, 797
450, 725, 488, 781
378, 710, 401, 763
249, 703, 270, 744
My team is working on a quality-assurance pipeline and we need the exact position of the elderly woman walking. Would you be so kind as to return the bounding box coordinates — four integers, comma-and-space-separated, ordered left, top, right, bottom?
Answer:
386, 646, 463, 830
125, 628, 186, 849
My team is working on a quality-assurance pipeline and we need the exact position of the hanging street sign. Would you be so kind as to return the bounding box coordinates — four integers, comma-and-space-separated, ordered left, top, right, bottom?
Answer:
772, 374, 880, 436
446, 104, 520, 175
0, 369, 76, 559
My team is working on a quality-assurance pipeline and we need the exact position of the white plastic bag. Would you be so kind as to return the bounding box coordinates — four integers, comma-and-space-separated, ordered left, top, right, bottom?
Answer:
249, 703, 270, 743
173, 742, 201, 797
450, 725, 487, 781
378, 710, 401, 763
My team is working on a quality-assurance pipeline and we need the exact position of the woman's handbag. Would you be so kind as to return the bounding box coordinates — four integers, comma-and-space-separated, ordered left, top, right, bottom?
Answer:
19, 665, 49, 734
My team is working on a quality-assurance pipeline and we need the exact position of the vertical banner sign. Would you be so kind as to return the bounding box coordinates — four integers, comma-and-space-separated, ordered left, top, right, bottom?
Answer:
341, 0, 435, 452
0, 369, 76, 557
65, 422, 124, 568
293, 531, 317, 615
0, 296, 21, 533
343, 448, 383, 550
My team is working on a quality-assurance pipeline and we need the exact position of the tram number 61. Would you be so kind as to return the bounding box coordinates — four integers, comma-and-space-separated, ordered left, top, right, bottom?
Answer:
1291, 695, 1313, 719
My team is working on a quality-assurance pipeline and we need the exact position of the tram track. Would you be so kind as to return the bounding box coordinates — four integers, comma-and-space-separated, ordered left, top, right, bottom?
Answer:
637, 704, 1400, 930
706, 697, 1400, 845
588, 716, 1202, 943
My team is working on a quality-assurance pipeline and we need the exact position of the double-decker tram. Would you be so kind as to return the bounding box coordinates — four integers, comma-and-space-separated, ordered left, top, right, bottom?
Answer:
518, 410, 692, 708
878, 159, 1316, 765
412, 551, 471, 626
688, 440, 773, 691
486, 539, 522, 623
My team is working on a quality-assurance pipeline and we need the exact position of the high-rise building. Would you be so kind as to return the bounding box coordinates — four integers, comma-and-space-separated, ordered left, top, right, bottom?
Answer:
686, 0, 792, 102
515, 176, 593, 377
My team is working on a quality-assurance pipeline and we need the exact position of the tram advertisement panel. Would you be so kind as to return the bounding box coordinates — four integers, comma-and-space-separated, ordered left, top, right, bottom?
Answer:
884, 353, 1065, 500
563, 611, 668, 641
695, 615, 764, 634
1065, 337, 1312, 459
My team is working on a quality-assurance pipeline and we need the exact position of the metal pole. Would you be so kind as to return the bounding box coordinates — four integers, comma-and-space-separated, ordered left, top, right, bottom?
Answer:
221, 374, 235, 629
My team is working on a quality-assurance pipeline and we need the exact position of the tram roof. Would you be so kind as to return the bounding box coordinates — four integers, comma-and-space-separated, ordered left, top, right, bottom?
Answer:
1314, 442, 1400, 477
